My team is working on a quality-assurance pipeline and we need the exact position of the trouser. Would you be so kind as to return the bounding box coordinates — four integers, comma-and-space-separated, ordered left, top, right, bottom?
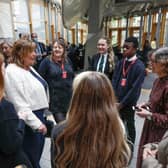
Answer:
120, 107, 136, 146
53, 112, 66, 123
23, 110, 45, 168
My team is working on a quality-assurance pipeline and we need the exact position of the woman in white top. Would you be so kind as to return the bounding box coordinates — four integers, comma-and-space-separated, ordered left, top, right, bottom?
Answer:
5, 40, 49, 168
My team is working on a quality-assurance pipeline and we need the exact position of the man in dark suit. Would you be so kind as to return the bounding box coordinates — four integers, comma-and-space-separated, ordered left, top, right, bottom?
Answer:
31, 32, 47, 70
89, 36, 116, 80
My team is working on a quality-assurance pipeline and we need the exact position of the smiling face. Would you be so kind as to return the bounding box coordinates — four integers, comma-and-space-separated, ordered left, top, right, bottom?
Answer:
52, 41, 65, 62
97, 38, 108, 54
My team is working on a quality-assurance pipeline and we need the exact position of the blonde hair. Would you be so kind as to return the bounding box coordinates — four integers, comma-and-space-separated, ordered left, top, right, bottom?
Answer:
55, 71, 131, 168
99, 37, 115, 72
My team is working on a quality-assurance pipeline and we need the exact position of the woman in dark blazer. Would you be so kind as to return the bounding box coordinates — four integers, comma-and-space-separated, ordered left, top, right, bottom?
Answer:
0, 53, 32, 168
89, 36, 117, 80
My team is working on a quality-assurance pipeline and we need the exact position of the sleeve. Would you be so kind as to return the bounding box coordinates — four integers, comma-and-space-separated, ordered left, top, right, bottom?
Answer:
0, 119, 25, 155
151, 89, 168, 128
120, 64, 146, 106
88, 55, 95, 71
112, 61, 121, 91
38, 58, 49, 80
5, 69, 42, 130
142, 157, 163, 168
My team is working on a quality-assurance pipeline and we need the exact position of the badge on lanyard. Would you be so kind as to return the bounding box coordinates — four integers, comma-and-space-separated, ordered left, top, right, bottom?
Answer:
62, 71, 67, 79
121, 78, 127, 86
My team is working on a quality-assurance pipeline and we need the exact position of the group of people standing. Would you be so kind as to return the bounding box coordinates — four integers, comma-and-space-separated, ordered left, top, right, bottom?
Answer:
0, 34, 167, 168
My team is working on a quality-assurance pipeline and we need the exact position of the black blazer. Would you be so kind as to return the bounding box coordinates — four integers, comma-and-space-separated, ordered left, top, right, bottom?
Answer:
89, 53, 113, 79
0, 98, 32, 168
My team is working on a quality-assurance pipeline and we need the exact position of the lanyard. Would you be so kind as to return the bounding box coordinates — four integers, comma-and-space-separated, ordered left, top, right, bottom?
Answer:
122, 58, 137, 78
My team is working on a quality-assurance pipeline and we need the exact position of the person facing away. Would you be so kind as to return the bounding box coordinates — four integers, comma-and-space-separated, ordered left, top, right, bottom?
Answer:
89, 36, 117, 80
136, 47, 168, 168
0, 53, 32, 168
38, 39, 74, 123
51, 71, 131, 168
4, 40, 49, 168
112, 36, 146, 147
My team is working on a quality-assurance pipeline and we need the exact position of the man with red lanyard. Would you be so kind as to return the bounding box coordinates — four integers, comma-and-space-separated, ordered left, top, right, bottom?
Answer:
112, 37, 145, 151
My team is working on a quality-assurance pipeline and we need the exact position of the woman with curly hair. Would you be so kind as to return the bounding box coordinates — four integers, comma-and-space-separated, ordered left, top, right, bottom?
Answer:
51, 71, 131, 168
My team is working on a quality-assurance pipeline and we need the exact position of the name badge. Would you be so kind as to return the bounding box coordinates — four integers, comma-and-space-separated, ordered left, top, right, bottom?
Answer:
62, 71, 67, 79
121, 78, 127, 86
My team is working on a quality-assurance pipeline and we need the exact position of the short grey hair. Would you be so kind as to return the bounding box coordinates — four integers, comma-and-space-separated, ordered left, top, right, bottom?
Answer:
154, 47, 168, 64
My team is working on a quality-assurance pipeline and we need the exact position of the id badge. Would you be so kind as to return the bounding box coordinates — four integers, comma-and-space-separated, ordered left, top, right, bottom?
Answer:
62, 71, 67, 79
121, 78, 126, 86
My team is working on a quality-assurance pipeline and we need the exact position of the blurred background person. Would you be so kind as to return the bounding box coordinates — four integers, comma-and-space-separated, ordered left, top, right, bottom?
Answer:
0, 39, 13, 66
5, 40, 49, 168
0, 53, 32, 168
51, 71, 131, 168
142, 39, 152, 68
39, 39, 74, 123
136, 47, 168, 168
31, 32, 47, 70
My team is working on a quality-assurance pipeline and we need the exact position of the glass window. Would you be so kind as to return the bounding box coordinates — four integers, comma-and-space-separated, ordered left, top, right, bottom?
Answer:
31, 1, 45, 43
0, 1, 13, 38
11, 0, 29, 39
112, 31, 118, 45
111, 19, 118, 28
12, 0, 29, 22
132, 16, 141, 27
121, 18, 127, 27
121, 30, 126, 46
133, 30, 139, 38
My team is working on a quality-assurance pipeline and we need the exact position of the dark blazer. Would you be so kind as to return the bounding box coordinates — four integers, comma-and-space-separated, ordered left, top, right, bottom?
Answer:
89, 53, 114, 80
0, 98, 32, 168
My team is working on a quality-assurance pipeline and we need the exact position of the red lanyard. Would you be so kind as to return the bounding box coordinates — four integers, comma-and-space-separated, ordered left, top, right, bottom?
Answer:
122, 58, 137, 78
61, 63, 67, 79
61, 63, 64, 71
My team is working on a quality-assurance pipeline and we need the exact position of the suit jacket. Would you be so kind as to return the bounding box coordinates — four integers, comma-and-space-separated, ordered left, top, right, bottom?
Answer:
142, 130, 168, 168
89, 53, 113, 79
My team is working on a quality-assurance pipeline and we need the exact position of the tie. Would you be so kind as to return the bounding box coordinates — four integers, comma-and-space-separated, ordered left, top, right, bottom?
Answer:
98, 55, 104, 72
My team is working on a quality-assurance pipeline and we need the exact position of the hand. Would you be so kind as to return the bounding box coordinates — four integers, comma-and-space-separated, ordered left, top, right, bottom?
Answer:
136, 108, 152, 119
18, 112, 27, 120
38, 124, 47, 135
143, 147, 158, 160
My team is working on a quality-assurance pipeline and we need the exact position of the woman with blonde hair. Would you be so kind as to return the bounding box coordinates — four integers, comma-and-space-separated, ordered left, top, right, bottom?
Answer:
89, 36, 117, 80
1, 39, 13, 66
51, 71, 130, 168
5, 40, 49, 168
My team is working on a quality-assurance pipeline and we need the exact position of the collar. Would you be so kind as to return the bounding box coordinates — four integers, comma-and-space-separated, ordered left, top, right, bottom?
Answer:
101, 53, 108, 57
126, 55, 137, 62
